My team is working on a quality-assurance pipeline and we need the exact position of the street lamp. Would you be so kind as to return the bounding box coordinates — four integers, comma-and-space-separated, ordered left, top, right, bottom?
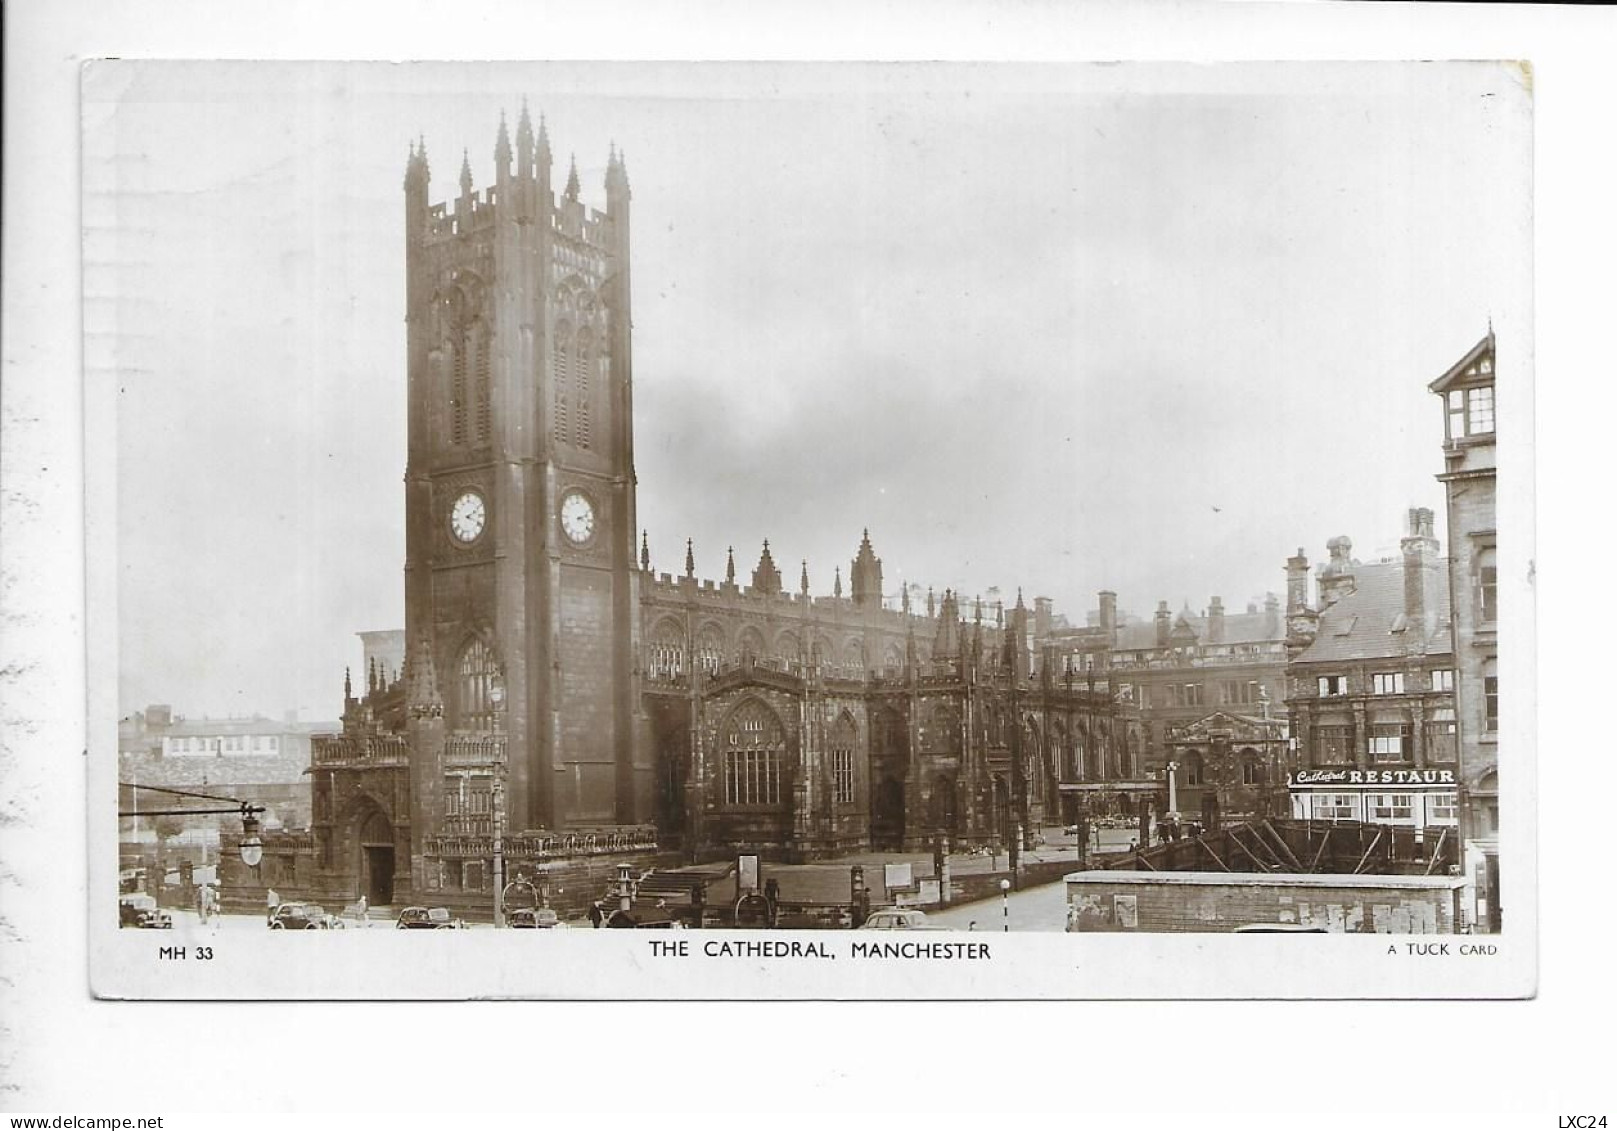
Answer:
119, 783, 266, 867
999, 877, 1011, 933
238, 806, 263, 868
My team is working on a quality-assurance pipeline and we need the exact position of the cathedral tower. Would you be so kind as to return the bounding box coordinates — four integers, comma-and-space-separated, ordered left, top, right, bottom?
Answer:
402, 111, 646, 866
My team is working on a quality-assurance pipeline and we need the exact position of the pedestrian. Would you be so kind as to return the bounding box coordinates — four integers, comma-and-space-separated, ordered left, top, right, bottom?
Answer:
588, 900, 604, 929
358, 893, 368, 919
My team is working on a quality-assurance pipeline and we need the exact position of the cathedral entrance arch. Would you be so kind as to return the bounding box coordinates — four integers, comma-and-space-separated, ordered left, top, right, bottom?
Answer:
868, 706, 908, 849
930, 775, 957, 838
355, 806, 395, 906
872, 778, 906, 850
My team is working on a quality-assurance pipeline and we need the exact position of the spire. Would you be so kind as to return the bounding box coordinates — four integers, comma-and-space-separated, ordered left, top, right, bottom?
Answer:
927, 586, 935, 617
752, 540, 782, 596
565, 153, 580, 201
684, 537, 695, 579
516, 99, 535, 176
537, 113, 552, 170
801, 560, 810, 597
1016, 587, 1026, 611
902, 585, 911, 614
933, 589, 960, 659
640, 530, 651, 572
725, 546, 736, 585
344, 666, 353, 701
606, 141, 630, 198
834, 566, 843, 599
404, 137, 429, 191
850, 528, 883, 608
459, 149, 473, 199
495, 111, 511, 174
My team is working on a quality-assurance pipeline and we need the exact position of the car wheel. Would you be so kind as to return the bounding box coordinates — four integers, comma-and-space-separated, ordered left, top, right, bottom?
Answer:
305, 922, 320, 929
270, 921, 284, 929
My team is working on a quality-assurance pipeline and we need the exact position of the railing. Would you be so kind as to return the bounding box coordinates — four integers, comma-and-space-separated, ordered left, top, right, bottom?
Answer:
444, 734, 506, 766
311, 734, 410, 767
425, 824, 659, 860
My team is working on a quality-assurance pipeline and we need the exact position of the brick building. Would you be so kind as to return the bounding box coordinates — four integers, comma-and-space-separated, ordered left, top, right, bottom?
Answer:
1282, 511, 1461, 834
1038, 588, 1291, 825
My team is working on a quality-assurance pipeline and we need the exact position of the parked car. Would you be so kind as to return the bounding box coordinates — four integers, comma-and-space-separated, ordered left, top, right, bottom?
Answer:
507, 907, 562, 929
268, 902, 344, 929
395, 906, 466, 929
119, 893, 172, 929
858, 907, 940, 930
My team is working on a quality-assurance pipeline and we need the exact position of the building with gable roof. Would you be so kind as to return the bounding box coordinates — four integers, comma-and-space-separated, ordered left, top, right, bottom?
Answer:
1282, 509, 1461, 833
1430, 329, 1500, 930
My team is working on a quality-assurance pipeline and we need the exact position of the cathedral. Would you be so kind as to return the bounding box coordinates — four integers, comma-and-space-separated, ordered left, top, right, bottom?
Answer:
302, 110, 1139, 908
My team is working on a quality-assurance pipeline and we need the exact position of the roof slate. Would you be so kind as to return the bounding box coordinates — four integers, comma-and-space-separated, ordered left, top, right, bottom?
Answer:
1292, 560, 1452, 665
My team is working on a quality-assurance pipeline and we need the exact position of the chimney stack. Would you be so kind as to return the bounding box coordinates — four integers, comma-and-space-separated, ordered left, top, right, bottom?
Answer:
1263, 592, 1281, 638
1034, 596, 1053, 642
1317, 536, 1358, 608
1098, 590, 1118, 642
1154, 600, 1172, 648
1208, 596, 1225, 644
1285, 550, 1318, 657
1401, 506, 1440, 627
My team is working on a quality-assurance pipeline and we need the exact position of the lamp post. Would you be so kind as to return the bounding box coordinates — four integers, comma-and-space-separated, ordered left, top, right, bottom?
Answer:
1164, 760, 1180, 829
490, 675, 506, 928
999, 877, 1011, 933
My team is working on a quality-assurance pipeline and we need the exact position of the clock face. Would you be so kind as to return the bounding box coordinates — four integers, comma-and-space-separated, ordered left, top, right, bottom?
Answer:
560, 491, 596, 544
449, 491, 486, 544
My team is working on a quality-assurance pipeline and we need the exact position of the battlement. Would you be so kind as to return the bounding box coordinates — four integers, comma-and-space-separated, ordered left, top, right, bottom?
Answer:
641, 567, 938, 629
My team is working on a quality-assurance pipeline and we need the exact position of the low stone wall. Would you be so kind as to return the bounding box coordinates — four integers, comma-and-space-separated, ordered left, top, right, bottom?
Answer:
1065, 870, 1469, 934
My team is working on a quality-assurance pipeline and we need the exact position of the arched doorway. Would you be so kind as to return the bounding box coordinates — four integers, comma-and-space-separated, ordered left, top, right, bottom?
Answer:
357, 807, 395, 905
931, 775, 957, 838
872, 778, 906, 850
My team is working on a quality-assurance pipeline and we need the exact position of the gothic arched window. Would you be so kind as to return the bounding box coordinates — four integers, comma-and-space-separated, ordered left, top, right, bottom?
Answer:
724, 699, 785, 807
457, 638, 499, 732
552, 320, 572, 447
574, 328, 594, 451
450, 328, 469, 446
647, 621, 685, 682
473, 319, 491, 443
694, 627, 725, 674
829, 713, 857, 805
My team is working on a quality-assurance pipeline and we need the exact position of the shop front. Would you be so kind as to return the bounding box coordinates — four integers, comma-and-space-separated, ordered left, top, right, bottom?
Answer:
1287, 767, 1459, 833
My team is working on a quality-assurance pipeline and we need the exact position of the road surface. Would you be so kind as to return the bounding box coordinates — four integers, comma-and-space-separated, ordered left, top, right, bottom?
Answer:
926, 877, 1069, 933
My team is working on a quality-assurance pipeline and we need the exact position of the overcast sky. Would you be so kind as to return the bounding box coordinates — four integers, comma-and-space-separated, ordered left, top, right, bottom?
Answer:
86, 61, 1530, 722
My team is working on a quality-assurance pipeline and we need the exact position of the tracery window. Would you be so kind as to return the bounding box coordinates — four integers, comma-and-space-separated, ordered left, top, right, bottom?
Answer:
724, 701, 784, 807
457, 638, 499, 732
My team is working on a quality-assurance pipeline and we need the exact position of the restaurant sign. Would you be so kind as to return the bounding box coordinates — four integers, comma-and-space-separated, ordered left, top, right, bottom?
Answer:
1289, 768, 1457, 787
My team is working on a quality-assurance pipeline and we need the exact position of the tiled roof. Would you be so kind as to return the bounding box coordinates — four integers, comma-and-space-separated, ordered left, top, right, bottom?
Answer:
1292, 560, 1452, 665
1114, 608, 1281, 651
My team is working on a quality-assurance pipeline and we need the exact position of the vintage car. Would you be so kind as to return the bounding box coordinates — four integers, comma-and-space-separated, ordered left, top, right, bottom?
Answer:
395, 906, 467, 929
858, 907, 941, 931
507, 907, 562, 929
118, 893, 172, 929
268, 902, 344, 929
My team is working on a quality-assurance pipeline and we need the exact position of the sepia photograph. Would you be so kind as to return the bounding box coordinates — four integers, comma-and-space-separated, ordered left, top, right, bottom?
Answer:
82, 59, 1532, 999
